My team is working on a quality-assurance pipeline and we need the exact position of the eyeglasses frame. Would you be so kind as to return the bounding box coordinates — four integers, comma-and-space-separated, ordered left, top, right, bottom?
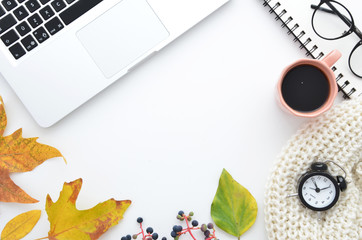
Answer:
311, 0, 362, 78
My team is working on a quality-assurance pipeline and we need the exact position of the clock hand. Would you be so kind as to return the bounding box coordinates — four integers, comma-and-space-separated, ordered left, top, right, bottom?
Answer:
309, 186, 321, 193
320, 184, 331, 191
311, 178, 319, 189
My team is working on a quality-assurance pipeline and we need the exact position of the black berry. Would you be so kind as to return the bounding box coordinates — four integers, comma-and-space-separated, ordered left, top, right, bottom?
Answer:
152, 233, 159, 240
178, 210, 184, 216
121, 237, 127, 240
192, 220, 199, 227
172, 225, 182, 233
207, 223, 214, 229
162, 237, 167, 240
146, 227, 154, 234
126, 235, 132, 240
204, 230, 210, 237
170, 231, 177, 238
137, 217, 143, 223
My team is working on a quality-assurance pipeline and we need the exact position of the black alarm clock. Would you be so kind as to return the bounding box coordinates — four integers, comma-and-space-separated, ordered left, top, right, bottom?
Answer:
291, 161, 347, 211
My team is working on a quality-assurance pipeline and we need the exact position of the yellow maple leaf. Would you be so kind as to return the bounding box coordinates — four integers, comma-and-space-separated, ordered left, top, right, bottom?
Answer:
45, 178, 131, 240
0, 96, 64, 203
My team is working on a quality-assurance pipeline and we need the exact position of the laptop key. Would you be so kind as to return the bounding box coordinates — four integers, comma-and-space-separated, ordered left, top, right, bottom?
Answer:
0, 5, 5, 17
65, 0, 75, 4
21, 34, 37, 51
60, 0, 103, 25
1, 0, 17, 11
0, 14, 17, 35
51, 0, 65, 12
27, 13, 42, 28
44, 16, 63, 35
1, 29, 19, 46
9, 42, 26, 59
15, 21, 31, 36
13, 5, 29, 21
33, 26, 48, 43
25, 0, 40, 13
39, 5, 54, 20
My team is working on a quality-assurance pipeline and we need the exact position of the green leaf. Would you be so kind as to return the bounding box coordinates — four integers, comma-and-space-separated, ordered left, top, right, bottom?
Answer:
211, 169, 257, 239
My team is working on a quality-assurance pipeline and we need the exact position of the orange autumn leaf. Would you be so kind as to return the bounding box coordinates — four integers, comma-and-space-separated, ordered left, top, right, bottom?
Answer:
0, 128, 63, 173
0, 169, 37, 203
0, 96, 6, 136
0, 96, 64, 203
45, 178, 131, 240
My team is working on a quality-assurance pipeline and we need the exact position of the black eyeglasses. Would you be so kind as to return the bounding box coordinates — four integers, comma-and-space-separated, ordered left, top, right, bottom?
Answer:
311, 0, 362, 78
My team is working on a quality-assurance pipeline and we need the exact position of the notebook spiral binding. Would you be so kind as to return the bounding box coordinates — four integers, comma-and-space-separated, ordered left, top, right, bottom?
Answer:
263, 0, 356, 99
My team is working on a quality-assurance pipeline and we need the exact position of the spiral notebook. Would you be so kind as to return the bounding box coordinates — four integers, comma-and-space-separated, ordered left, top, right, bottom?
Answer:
262, 0, 362, 99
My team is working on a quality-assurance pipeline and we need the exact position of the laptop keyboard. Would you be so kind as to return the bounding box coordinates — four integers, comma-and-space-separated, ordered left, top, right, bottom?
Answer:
0, 0, 103, 60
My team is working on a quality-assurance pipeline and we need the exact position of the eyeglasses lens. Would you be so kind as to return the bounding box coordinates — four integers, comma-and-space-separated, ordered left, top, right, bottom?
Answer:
312, 1, 353, 40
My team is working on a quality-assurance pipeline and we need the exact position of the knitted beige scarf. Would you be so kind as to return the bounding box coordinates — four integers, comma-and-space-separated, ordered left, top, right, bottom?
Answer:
264, 97, 362, 240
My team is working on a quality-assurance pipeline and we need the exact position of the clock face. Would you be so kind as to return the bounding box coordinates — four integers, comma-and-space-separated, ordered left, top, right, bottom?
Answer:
298, 172, 339, 211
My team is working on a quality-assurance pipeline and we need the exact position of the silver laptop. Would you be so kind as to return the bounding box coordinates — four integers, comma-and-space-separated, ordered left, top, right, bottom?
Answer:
0, 0, 229, 127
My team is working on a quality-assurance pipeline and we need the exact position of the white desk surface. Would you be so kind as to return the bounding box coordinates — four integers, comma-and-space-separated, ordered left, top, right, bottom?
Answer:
0, 0, 357, 239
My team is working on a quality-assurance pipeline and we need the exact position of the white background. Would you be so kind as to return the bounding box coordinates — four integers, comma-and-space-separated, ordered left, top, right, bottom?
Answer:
0, 0, 360, 239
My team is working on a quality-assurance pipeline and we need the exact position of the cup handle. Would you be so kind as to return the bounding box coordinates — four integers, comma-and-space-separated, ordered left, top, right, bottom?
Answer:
322, 50, 342, 68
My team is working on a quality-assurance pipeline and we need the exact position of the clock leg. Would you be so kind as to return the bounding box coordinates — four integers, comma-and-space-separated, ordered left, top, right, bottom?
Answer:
317, 212, 322, 221
287, 193, 298, 198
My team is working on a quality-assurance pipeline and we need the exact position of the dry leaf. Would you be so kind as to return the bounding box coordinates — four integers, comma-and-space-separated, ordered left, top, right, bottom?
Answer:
1, 210, 41, 240
0, 169, 38, 203
0, 96, 64, 203
0, 96, 6, 136
46, 178, 131, 240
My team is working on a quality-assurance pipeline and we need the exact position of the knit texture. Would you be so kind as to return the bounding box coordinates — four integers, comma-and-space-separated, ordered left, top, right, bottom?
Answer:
264, 97, 362, 240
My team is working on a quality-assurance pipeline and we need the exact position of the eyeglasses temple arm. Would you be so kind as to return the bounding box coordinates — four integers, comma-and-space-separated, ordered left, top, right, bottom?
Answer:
311, 4, 335, 14
355, 27, 362, 40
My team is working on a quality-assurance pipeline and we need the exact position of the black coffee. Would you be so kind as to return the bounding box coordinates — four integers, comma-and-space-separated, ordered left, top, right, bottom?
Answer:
281, 64, 330, 112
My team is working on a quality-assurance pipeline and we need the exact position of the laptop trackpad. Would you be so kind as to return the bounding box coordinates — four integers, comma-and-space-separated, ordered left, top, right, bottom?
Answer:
77, 0, 169, 78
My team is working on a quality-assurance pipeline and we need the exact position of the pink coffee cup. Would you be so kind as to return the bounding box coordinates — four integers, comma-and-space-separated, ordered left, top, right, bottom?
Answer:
277, 50, 341, 118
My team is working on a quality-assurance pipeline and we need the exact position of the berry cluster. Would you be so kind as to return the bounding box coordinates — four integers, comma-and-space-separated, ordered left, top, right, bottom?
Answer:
121, 217, 166, 240
170, 211, 218, 240
122, 211, 218, 240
